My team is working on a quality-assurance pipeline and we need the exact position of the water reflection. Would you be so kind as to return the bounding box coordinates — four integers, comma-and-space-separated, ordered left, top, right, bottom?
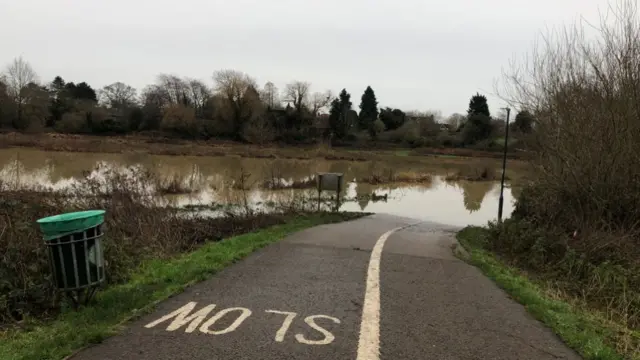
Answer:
0, 148, 516, 227
453, 180, 495, 213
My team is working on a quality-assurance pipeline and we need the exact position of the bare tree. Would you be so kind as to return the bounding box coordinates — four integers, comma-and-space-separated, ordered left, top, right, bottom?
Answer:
428, 109, 444, 122
2, 57, 38, 126
446, 113, 466, 130
157, 74, 189, 105
307, 90, 333, 116
284, 81, 311, 112
140, 85, 170, 108
260, 81, 279, 109
499, 0, 640, 230
185, 78, 211, 115
213, 69, 259, 137
0, 80, 11, 127
100, 82, 137, 109
137, 85, 171, 130
213, 70, 256, 102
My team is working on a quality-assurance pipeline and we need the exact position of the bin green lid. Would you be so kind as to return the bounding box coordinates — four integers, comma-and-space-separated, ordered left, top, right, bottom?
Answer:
37, 210, 106, 241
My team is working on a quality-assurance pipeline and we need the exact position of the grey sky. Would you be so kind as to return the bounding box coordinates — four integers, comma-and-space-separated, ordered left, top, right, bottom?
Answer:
2, 0, 602, 116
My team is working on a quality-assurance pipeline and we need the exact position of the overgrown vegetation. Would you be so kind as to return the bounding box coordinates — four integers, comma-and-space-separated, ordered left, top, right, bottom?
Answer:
0, 212, 360, 360
464, 1, 640, 358
0, 165, 356, 329
0, 59, 533, 153
458, 227, 625, 360
154, 173, 199, 195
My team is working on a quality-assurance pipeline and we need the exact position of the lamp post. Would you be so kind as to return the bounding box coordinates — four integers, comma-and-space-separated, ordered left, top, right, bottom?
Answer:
497, 107, 511, 222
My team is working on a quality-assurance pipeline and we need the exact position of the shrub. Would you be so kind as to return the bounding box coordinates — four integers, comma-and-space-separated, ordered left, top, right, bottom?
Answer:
55, 112, 88, 133
127, 107, 145, 131
500, 0, 640, 233
202, 116, 234, 139
87, 108, 128, 134
383, 121, 419, 144
481, 217, 640, 327
241, 115, 277, 144
462, 114, 494, 145
0, 166, 297, 326
160, 105, 200, 138
368, 119, 385, 139
435, 132, 462, 147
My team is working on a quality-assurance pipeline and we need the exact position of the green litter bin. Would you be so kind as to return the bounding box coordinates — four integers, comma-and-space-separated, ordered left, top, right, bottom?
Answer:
37, 210, 106, 291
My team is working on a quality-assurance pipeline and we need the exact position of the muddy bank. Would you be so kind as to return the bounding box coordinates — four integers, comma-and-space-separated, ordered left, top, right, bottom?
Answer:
0, 132, 529, 163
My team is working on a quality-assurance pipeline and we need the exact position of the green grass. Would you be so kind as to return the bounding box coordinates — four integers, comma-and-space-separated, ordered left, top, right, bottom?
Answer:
457, 226, 625, 360
0, 212, 362, 360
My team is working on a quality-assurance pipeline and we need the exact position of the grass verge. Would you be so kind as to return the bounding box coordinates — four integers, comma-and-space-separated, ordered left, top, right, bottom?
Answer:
0, 212, 363, 360
457, 226, 627, 360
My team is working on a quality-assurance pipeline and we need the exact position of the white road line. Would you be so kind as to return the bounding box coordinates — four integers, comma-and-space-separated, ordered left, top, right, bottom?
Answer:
356, 222, 422, 360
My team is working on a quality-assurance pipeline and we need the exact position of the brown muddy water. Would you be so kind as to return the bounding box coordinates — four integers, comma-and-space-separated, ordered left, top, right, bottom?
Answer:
0, 148, 519, 227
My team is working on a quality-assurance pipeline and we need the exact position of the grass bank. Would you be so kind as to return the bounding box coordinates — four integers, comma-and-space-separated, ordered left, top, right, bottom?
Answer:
457, 226, 636, 360
0, 212, 363, 360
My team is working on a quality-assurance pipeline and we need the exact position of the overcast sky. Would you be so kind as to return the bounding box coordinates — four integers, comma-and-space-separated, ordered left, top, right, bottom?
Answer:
1, 0, 604, 117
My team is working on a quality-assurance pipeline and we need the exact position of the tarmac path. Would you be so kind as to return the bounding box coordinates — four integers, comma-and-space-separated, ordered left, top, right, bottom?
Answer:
71, 214, 581, 360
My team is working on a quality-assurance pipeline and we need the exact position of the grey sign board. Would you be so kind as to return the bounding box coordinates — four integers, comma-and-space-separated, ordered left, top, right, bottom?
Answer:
316, 172, 344, 193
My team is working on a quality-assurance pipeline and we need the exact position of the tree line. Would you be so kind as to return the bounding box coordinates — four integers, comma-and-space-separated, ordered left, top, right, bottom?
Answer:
0, 56, 534, 148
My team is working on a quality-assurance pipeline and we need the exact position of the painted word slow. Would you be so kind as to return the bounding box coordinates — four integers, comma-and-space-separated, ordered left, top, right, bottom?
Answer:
144, 302, 341, 345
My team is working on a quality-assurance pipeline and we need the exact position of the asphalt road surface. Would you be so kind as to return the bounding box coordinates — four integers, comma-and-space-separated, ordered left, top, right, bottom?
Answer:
71, 214, 581, 360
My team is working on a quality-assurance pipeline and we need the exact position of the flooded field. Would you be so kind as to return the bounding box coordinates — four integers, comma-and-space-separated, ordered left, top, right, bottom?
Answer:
0, 148, 519, 227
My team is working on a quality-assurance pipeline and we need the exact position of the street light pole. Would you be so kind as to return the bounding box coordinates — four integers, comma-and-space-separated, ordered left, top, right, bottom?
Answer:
498, 107, 511, 222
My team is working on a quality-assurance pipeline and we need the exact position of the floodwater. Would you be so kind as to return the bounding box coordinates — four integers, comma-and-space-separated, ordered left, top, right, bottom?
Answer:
0, 148, 517, 227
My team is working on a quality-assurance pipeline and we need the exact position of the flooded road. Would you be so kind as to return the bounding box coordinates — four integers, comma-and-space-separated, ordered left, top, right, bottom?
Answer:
0, 148, 517, 227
